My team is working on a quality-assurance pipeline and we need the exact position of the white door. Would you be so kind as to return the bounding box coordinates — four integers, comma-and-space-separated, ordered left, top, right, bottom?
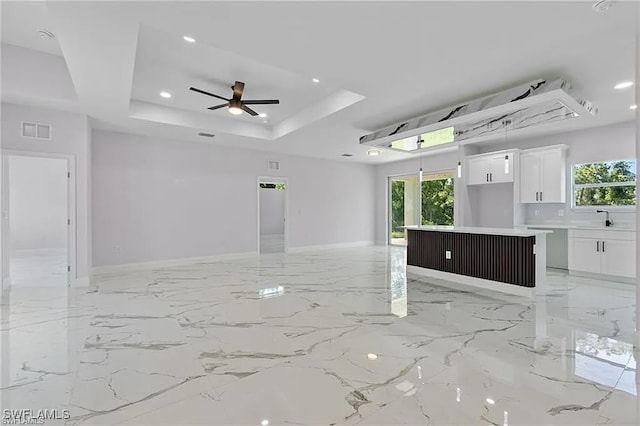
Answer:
8, 155, 69, 287
489, 154, 513, 183
466, 157, 489, 185
520, 152, 541, 203
602, 239, 636, 278
540, 149, 564, 203
570, 238, 602, 274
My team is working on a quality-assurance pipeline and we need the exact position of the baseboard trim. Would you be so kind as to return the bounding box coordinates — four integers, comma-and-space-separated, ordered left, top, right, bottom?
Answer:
288, 240, 375, 253
92, 251, 258, 275
70, 276, 90, 288
407, 265, 534, 298
568, 270, 635, 286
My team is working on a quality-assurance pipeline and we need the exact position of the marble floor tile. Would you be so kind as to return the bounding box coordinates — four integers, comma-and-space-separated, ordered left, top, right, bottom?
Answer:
0, 246, 638, 425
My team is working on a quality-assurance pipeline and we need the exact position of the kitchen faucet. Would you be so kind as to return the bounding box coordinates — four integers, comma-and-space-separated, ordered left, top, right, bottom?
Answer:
596, 209, 613, 227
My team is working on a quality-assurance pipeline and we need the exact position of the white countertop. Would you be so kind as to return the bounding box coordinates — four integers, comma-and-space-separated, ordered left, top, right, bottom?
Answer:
524, 223, 636, 231
405, 225, 552, 237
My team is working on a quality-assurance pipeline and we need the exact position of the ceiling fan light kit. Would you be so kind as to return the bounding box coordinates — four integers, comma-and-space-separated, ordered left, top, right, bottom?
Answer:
190, 80, 280, 117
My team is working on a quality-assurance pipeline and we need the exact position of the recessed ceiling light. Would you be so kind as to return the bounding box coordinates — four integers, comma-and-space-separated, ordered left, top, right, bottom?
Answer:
367, 353, 378, 360
263, 120, 269, 123
367, 149, 381, 156
183, 36, 195, 43
160, 91, 172, 98
486, 398, 495, 405
614, 81, 634, 90
312, 78, 320, 83
630, 105, 637, 110
261, 420, 269, 426
259, 113, 267, 118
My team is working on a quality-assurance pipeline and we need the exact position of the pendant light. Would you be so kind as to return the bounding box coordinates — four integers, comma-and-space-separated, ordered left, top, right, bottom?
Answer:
418, 137, 423, 181
503, 119, 511, 174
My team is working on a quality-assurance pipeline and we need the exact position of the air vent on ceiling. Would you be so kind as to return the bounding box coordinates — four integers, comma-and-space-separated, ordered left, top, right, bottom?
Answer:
21, 121, 51, 140
267, 161, 280, 170
341, 153, 353, 157
198, 132, 215, 138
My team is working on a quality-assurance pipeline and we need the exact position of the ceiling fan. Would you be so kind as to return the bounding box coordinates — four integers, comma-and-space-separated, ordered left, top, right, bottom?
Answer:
189, 81, 280, 116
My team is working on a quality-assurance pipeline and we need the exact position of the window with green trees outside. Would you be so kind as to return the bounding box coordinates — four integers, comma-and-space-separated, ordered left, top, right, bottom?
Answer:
573, 160, 636, 207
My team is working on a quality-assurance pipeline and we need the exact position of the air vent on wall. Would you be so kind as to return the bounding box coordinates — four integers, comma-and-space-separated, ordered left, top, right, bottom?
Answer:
21, 121, 51, 140
198, 132, 215, 138
267, 161, 280, 170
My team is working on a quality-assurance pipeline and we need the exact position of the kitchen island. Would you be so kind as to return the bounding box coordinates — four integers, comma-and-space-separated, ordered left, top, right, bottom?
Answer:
405, 226, 552, 297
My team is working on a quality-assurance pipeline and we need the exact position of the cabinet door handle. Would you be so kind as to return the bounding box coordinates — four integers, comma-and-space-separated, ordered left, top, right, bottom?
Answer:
597, 241, 600, 252
535, 192, 539, 201
486, 173, 489, 182
602, 241, 605, 252
540, 192, 543, 201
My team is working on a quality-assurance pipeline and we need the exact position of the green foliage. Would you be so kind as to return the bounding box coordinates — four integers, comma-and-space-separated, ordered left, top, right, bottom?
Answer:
259, 183, 286, 190
574, 161, 636, 207
391, 180, 405, 233
421, 178, 454, 225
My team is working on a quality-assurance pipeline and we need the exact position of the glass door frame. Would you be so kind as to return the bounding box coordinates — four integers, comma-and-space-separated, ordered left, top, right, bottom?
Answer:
387, 168, 457, 246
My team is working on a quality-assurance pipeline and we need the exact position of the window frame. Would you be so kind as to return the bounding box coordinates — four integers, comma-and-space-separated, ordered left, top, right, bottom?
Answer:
571, 159, 637, 210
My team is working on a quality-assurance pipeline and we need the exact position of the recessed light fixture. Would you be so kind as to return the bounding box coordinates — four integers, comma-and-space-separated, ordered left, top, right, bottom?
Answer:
367, 353, 378, 360
486, 398, 496, 405
259, 113, 267, 118
263, 120, 269, 124
367, 149, 381, 156
160, 91, 172, 98
261, 420, 269, 426
183, 36, 196, 43
630, 105, 637, 110
614, 81, 634, 90
312, 78, 320, 83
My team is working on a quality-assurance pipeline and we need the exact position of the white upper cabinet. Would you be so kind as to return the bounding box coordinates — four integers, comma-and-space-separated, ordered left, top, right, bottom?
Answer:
519, 145, 567, 203
466, 151, 516, 185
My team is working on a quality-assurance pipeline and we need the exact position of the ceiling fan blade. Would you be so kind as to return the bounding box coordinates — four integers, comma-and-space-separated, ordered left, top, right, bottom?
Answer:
232, 81, 245, 101
190, 87, 229, 102
242, 104, 258, 116
207, 103, 229, 110
241, 99, 280, 105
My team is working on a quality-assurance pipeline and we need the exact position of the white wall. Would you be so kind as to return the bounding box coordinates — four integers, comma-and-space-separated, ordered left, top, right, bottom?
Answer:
373, 150, 458, 243
92, 130, 376, 266
1, 103, 91, 283
8, 156, 67, 250
260, 187, 285, 235
479, 121, 636, 226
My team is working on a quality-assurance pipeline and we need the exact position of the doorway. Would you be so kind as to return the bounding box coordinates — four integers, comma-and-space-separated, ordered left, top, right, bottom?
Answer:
388, 171, 455, 245
5, 154, 70, 287
257, 177, 288, 254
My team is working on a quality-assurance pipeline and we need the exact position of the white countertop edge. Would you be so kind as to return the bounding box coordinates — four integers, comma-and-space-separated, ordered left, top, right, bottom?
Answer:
524, 223, 636, 231
404, 225, 552, 237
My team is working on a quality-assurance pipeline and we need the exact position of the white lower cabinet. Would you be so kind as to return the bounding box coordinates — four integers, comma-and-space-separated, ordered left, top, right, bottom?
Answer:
568, 229, 636, 279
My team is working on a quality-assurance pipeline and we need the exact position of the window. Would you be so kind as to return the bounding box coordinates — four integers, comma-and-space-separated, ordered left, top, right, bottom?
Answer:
572, 160, 636, 208
421, 172, 454, 226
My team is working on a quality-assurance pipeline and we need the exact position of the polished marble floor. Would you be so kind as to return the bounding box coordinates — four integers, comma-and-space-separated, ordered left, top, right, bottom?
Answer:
0, 246, 638, 425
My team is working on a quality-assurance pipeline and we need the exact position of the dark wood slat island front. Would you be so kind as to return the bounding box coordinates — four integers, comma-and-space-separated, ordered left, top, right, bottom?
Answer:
405, 226, 552, 297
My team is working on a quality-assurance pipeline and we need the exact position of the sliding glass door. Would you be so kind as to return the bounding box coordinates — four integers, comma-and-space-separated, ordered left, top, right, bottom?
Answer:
389, 174, 420, 246
388, 171, 455, 246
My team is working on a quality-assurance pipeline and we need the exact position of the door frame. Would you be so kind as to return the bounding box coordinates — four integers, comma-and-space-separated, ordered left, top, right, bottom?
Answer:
257, 176, 289, 254
387, 172, 420, 246
1, 150, 76, 288
387, 169, 457, 245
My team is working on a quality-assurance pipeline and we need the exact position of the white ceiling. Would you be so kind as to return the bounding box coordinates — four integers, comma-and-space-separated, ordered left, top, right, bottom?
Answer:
1, 1, 638, 164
